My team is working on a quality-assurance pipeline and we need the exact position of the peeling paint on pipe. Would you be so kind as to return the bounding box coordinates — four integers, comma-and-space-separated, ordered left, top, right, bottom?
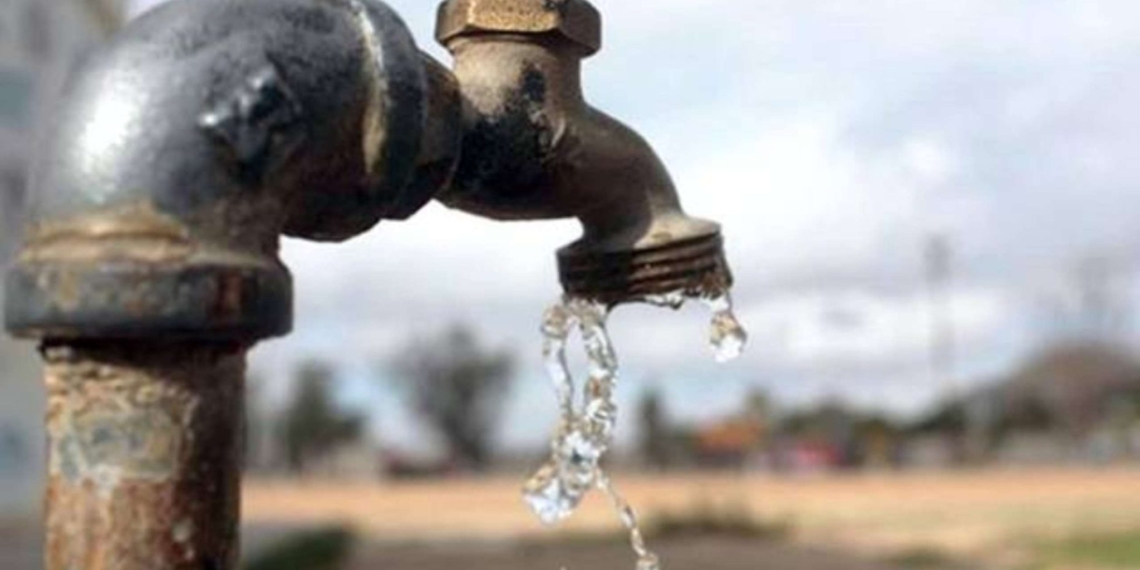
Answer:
43, 342, 244, 570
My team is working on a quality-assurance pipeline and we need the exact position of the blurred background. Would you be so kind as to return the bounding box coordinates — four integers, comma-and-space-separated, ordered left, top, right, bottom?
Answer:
3, 1, 1140, 569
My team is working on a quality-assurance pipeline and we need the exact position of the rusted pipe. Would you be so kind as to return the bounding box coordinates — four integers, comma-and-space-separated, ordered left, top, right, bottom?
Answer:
42, 342, 244, 569
5, 1, 460, 568
5, 0, 739, 567
6, 0, 460, 341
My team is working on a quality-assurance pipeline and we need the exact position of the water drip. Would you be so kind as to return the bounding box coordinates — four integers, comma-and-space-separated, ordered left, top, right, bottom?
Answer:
524, 289, 748, 569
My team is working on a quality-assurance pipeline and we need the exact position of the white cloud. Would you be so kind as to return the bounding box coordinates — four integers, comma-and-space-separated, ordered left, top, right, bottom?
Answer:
115, 0, 1140, 423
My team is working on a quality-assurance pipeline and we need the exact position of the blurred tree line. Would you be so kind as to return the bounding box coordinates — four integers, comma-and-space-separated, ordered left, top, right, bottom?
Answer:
249, 325, 514, 477
248, 323, 1140, 478
280, 362, 366, 474
390, 326, 513, 472
635, 340, 1140, 473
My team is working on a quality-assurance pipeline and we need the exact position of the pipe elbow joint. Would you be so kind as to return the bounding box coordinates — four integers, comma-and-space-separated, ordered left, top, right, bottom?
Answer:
5, 0, 461, 342
435, 0, 731, 306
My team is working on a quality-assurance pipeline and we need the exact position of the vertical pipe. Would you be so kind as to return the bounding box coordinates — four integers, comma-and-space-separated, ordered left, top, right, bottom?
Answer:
42, 342, 245, 570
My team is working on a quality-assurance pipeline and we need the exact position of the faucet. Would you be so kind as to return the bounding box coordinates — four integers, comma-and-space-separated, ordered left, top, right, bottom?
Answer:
434, 0, 732, 305
3, 0, 734, 567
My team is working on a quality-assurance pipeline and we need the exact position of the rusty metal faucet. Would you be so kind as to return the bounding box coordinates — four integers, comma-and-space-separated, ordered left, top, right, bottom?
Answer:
435, 0, 731, 303
4, 0, 733, 567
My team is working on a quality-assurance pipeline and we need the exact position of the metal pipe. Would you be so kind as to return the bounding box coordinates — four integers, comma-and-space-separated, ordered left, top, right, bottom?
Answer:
5, 1, 458, 568
42, 341, 245, 569
5, 0, 738, 567
6, 0, 459, 341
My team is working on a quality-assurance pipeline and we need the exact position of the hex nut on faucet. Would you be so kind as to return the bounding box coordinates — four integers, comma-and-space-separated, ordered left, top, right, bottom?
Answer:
436, 0, 602, 56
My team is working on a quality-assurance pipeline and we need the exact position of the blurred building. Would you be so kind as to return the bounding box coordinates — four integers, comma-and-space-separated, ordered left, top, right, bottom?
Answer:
0, 0, 122, 517
911, 342, 1140, 466
693, 419, 765, 469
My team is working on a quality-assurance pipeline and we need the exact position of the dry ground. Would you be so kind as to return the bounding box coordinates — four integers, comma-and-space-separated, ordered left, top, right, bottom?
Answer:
244, 467, 1140, 567
349, 536, 915, 570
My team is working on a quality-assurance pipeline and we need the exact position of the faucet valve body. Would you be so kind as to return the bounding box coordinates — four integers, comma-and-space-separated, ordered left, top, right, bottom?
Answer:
435, 0, 734, 305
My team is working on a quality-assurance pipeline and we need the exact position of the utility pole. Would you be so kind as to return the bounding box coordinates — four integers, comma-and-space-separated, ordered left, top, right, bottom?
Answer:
926, 233, 976, 463
925, 233, 956, 401
1073, 253, 1129, 343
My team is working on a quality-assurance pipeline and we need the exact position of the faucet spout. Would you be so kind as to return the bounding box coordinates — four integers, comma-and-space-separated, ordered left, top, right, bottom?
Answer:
436, 0, 733, 305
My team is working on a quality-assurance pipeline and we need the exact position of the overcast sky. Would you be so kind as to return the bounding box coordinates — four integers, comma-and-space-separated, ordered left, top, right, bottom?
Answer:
127, 0, 1140, 450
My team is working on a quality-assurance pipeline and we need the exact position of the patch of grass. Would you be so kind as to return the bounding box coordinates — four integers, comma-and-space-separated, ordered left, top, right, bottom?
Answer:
243, 527, 356, 570
886, 547, 961, 569
645, 503, 793, 541
1036, 530, 1140, 568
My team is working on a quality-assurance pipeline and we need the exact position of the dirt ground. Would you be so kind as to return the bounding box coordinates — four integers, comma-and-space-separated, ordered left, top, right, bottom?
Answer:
245, 467, 1140, 567
349, 536, 913, 570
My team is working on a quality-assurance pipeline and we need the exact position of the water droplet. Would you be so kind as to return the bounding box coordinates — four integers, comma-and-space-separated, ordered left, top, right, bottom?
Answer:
703, 294, 749, 363
644, 291, 686, 310
619, 505, 639, 529
709, 311, 747, 362
523, 461, 580, 525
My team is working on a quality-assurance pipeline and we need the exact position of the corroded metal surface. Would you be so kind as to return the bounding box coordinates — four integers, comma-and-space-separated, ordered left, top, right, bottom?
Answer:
3, 1, 740, 568
42, 342, 245, 570
435, 0, 732, 304
8, 0, 736, 332
4, 3, 461, 569
6, 0, 461, 342
6, 202, 292, 340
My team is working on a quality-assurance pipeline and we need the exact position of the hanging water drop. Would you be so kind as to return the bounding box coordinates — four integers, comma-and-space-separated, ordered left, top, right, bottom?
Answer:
703, 294, 749, 363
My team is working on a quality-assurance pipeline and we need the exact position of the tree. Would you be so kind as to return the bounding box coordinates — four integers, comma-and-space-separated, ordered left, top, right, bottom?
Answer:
1006, 342, 1140, 438
280, 361, 365, 474
390, 326, 513, 471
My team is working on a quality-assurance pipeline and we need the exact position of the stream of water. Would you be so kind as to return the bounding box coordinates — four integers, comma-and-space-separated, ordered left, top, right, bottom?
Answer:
523, 292, 748, 570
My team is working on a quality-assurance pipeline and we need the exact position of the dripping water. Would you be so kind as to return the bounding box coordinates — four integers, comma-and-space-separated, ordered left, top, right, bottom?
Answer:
523, 290, 748, 570
704, 294, 748, 363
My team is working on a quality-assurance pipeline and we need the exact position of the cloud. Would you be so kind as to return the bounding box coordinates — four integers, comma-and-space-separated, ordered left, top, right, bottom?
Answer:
120, 0, 1140, 426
